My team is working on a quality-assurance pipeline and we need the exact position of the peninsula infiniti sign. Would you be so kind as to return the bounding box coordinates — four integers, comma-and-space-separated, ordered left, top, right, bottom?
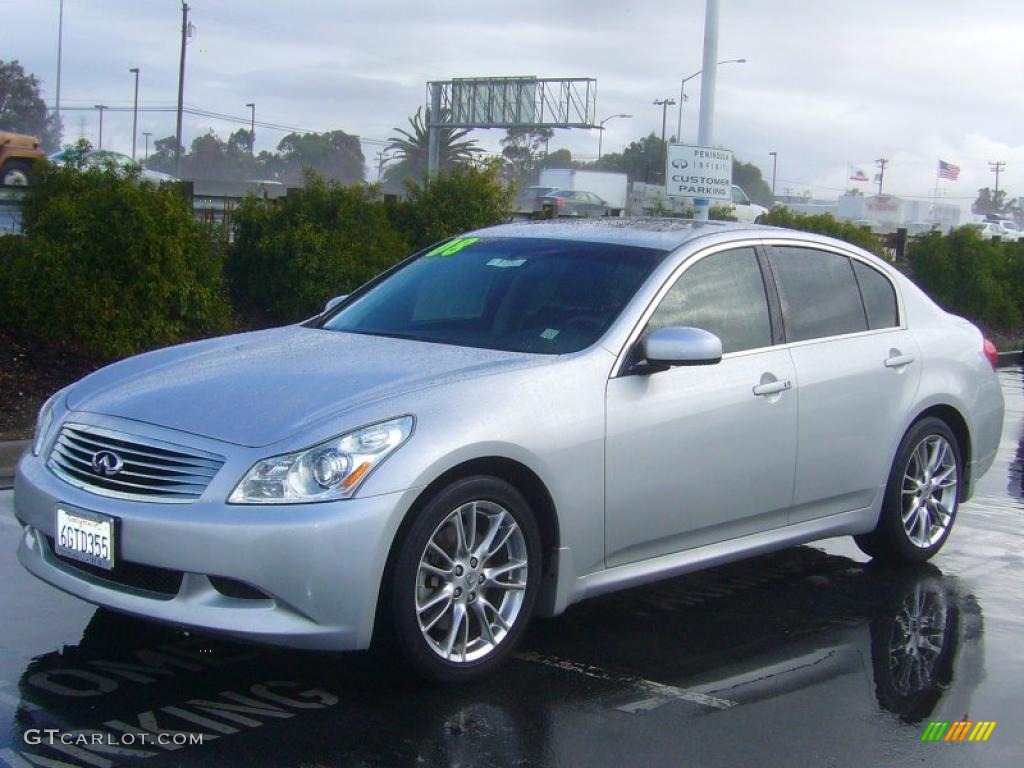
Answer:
91, 450, 124, 477
666, 144, 733, 201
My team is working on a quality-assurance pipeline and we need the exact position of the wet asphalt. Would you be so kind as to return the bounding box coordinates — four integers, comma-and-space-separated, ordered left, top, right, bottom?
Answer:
1, 370, 1022, 767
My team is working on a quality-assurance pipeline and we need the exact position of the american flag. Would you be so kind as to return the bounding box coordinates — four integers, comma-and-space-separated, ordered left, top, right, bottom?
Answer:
938, 160, 960, 181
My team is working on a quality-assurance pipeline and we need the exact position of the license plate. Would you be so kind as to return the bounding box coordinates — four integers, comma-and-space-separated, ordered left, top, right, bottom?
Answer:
55, 506, 116, 570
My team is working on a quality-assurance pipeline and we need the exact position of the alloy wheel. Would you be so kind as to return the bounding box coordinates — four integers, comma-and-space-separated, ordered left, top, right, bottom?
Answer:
415, 500, 528, 663
901, 435, 958, 548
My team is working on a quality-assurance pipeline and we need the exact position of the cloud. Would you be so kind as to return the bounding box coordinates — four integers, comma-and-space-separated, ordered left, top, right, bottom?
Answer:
9, 0, 1023, 206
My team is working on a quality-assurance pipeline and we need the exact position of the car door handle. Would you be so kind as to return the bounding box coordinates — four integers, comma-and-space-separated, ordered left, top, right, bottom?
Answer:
752, 379, 792, 397
884, 354, 915, 368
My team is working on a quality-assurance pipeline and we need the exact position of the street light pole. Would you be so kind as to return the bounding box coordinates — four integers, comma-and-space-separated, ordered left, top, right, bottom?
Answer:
94, 105, 107, 149
768, 150, 777, 196
597, 113, 632, 161
676, 58, 745, 143
129, 68, 140, 160
245, 102, 255, 154
653, 99, 676, 183
143, 132, 152, 160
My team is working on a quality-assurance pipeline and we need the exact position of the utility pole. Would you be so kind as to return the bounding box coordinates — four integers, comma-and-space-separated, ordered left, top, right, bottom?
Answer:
245, 103, 256, 154
129, 68, 140, 160
56, 0, 64, 138
143, 131, 152, 160
653, 98, 676, 183
989, 160, 1006, 195
94, 105, 107, 149
768, 151, 777, 197
174, 1, 190, 176
875, 157, 888, 195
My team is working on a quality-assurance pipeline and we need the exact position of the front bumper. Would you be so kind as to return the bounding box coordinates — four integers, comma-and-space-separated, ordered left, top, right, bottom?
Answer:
13, 444, 419, 651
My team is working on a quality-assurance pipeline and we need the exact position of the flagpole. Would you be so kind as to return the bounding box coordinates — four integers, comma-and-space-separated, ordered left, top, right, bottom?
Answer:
934, 162, 940, 202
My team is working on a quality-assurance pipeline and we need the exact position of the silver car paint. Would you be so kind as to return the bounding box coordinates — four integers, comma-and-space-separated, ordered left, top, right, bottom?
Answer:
13, 221, 1004, 650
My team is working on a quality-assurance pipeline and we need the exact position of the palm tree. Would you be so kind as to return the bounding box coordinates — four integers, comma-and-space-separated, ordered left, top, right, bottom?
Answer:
384, 107, 481, 184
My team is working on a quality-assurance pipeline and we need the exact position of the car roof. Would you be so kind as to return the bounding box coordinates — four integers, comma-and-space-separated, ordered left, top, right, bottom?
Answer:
468, 218, 781, 250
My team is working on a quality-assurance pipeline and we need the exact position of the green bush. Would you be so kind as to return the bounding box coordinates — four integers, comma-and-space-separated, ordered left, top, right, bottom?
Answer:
907, 227, 1020, 330
391, 160, 512, 249
228, 172, 410, 323
1, 163, 232, 360
758, 207, 885, 257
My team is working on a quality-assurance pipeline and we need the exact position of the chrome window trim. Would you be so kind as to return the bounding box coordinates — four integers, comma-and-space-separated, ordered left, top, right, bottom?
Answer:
610, 236, 908, 378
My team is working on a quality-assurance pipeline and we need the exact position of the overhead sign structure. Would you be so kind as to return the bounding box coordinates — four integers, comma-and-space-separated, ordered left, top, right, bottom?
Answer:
426, 77, 597, 130
666, 144, 733, 201
424, 76, 599, 174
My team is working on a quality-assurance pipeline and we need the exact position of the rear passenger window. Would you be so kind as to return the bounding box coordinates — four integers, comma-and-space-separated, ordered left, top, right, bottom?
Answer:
852, 260, 899, 329
648, 247, 771, 354
769, 247, 867, 342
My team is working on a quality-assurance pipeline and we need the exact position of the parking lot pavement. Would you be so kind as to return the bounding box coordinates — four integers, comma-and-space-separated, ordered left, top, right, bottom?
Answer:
1, 369, 1022, 767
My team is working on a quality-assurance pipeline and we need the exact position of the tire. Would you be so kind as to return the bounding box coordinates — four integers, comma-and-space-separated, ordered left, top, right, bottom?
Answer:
855, 417, 962, 563
391, 476, 541, 683
1, 159, 33, 187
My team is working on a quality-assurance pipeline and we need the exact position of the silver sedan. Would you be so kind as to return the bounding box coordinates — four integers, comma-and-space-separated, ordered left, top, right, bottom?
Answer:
14, 220, 1004, 682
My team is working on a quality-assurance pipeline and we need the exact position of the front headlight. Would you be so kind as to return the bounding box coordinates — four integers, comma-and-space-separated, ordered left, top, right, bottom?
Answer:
32, 388, 69, 456
228, 415, 414, 504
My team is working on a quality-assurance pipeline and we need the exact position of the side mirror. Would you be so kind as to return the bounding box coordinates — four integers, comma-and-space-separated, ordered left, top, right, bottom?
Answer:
323, 294, 349, 313
643, 326, 723, 368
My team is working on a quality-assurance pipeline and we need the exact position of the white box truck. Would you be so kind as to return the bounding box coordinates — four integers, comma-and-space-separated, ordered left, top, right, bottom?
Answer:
538, 169, 629, 215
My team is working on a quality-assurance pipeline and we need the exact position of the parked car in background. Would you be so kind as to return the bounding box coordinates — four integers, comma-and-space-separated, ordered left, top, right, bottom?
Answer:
993, 220, 1023, 242
540, 189, 612, 217
539, 169, 628, 215
48, 149, 176, 184
729, 184, 770, 223
0, 132, 47, 186
515, 185, 557, 216
15, 220, 1003, 683
965, 221, 1009, 241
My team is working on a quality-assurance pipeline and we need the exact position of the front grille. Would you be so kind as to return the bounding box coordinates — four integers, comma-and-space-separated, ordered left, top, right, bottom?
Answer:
48, 424, 224, 503
46, 536, 184, 598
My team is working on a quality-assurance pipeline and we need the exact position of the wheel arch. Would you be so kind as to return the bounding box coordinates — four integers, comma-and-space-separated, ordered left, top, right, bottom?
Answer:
372, 455, 561, 642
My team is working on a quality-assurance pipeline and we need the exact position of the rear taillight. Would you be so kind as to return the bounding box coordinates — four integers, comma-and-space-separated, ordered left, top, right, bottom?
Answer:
983, 338, 999, 370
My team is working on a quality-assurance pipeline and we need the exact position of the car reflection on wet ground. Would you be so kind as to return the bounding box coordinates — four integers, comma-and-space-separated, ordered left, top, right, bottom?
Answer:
2, 368, 1022, 767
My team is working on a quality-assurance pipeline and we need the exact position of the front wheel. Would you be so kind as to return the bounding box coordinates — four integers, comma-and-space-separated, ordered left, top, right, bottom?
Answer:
391, 476, 541, 682
855, 417, 962, 563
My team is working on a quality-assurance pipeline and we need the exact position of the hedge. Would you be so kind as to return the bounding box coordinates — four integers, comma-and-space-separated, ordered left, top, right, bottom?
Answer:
0, 163, 232, 360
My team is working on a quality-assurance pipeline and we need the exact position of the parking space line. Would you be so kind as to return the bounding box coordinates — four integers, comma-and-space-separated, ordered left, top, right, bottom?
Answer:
514, 651, 737, 711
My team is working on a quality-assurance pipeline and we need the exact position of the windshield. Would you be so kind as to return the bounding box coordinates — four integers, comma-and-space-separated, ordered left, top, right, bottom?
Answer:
322, 236, 666, 354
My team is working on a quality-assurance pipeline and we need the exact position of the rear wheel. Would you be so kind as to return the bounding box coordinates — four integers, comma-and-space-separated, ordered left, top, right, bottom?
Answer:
391, 476, 541, 682
855, 417, 961, 563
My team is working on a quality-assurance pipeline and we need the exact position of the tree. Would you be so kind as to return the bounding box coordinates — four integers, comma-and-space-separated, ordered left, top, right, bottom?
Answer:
0, 60, 61, 150
144, 136, 184, 175
276, 130, 364, 185
384, 107, 481, 186
500, 126, 554, 184
973, 187, 1007, 215
591, 133, 665, 183
732, 159, 774, 207
540, 148, 576, 170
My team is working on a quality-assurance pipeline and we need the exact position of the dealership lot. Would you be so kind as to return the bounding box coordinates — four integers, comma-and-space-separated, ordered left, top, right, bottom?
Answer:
1, 367, 1021, 767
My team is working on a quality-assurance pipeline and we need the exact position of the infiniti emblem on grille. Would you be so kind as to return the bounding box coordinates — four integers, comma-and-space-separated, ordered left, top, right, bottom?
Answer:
91, 450, 124, 477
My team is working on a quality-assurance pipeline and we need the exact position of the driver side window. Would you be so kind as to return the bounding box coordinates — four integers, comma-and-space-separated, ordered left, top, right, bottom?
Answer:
648, 248, 772, 354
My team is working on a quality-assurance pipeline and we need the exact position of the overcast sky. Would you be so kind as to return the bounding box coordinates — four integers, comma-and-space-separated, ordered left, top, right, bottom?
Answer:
7, 0, 1024, 208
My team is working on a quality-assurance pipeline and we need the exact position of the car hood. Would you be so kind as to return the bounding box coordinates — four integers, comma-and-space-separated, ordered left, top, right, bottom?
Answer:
66, 326, 546, 447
